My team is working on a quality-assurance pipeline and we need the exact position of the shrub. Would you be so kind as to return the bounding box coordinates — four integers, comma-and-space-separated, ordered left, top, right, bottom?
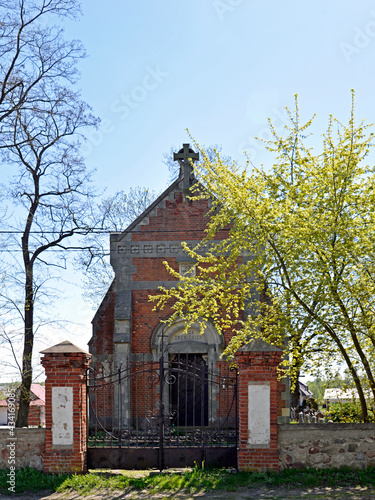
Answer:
329, 401, 375, 422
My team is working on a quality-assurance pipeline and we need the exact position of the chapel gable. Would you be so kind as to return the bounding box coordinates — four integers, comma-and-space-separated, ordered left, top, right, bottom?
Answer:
89, 144, 228, 373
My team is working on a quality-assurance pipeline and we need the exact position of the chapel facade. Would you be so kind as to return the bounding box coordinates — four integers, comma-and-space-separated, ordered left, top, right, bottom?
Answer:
88, 145, 248, 430
89, 144, 237, 374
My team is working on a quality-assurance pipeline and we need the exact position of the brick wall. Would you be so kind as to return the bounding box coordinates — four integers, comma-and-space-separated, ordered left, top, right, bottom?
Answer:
90, 285, 116, 357
132, 257, 178, 282
131, 192, 214, 239
27, 406, 43, 427
132, 290, 175, 354
128, 194, 230, 356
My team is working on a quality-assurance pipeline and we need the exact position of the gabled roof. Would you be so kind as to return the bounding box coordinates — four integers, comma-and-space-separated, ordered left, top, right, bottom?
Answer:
30, 383, 45, 402
115, 176, 181, 241
114, 173, 205, 242
299, 381, 314, 398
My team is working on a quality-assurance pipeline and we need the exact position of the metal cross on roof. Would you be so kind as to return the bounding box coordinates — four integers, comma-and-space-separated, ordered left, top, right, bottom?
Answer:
173, 143, 199, 192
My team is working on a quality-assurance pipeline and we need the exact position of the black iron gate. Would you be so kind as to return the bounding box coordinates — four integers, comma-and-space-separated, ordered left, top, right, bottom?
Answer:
87, 354, 238, 470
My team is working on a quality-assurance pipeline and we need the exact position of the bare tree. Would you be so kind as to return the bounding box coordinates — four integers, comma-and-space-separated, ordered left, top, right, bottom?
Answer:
80, 187, 159, 308
0, 0, 99, 426
0, 0, 82, 131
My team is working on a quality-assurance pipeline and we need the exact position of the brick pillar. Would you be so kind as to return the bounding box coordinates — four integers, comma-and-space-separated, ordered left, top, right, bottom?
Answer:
40, 340, 91, 474
235, 339, 285, 471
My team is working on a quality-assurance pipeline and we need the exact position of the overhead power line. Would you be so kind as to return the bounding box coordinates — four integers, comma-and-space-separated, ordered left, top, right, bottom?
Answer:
0, 228, 227, 234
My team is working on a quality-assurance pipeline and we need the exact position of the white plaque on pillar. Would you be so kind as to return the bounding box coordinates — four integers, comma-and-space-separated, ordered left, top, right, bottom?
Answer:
248, 384, 270, 445
52, 387, 73, 446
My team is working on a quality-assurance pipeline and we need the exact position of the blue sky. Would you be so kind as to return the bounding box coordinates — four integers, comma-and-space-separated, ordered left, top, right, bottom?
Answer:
3, 0, 375, 379
67, 0, 375, 195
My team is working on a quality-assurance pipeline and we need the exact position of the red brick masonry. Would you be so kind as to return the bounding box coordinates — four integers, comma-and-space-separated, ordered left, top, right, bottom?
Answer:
235, 348, 284, 471
41, 348, 91, 474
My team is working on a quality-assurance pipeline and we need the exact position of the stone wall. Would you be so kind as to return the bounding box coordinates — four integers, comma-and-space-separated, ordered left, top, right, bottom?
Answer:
0, 427, 45, 470
278, 423, 375, 469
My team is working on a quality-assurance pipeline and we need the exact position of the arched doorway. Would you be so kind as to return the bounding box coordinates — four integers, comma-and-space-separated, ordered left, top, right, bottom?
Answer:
151, 318, 225, 361
151, 318, 225, 426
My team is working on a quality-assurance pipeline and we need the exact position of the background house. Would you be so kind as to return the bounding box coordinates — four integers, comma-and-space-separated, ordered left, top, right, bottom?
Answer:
298, 380, 314, 406
0, 383, 45, 427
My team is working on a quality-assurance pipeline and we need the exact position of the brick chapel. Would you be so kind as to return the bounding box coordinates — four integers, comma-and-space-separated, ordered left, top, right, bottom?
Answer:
87, 144, 289, 464
89, 144, 233, 375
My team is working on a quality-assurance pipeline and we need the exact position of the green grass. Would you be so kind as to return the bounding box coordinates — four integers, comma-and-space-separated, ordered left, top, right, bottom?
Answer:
1, 466, 375, 495
0, 467, 70, 493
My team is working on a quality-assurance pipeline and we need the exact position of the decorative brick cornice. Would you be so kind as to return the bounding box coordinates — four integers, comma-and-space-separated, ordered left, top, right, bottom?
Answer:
41, 352, 91, 371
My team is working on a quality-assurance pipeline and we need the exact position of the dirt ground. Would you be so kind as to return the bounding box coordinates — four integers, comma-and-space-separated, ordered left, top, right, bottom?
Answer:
2, 470, 374, 499
1, 486, 375, 499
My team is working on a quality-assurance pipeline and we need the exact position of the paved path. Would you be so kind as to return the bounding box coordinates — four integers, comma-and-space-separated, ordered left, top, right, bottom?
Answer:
1, 486, 375, 499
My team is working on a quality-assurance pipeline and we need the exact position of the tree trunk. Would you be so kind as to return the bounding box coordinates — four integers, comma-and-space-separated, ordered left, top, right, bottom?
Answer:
16, 266, 33, 427
331, 333, 369, 422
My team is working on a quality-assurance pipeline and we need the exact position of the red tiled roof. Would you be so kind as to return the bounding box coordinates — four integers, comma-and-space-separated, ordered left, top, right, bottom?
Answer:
30, 384, 45, 402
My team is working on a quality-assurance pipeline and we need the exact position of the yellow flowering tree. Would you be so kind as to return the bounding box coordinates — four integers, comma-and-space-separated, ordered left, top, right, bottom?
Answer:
151, 93, 375, 422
